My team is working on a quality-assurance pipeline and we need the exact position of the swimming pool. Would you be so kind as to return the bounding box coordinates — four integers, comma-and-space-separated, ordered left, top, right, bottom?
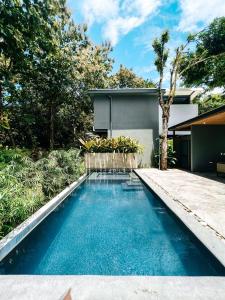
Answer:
0, 172, 224, 275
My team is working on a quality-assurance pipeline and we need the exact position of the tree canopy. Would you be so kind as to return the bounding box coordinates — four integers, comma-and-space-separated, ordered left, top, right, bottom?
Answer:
193, 94, 225, 114
181, 17, 225, 91
0, 0, 114, 148
152, 18, 225, 170
1, 1, 157, 149
0, 0, 68, 108
109, 65, 155, 88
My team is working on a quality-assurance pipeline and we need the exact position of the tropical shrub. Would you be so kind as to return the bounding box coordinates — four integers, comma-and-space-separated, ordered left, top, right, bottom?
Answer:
79, 136, 143, 153
154, 139, 177, 168
0, 147, 31, 170
0, 149, 84, 238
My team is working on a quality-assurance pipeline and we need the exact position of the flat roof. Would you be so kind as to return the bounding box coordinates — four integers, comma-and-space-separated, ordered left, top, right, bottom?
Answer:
89, 88, 199, 99
169, 105, 225, 131
89, 88, 161, 96
165, 88, 199, 97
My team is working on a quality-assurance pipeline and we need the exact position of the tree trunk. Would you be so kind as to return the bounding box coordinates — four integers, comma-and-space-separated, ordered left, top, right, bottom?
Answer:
160, 112, 169, 170
49, 103, 55, 150
73, 121, 76, 144
8, 129, 16, 147
0, 83, 3, 125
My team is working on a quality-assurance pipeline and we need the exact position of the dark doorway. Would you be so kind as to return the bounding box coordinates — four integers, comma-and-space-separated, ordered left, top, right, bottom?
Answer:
174, 135, 191, 170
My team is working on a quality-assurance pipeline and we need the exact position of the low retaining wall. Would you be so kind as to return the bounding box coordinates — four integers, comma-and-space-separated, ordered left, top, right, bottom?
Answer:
85, 153, 138, 170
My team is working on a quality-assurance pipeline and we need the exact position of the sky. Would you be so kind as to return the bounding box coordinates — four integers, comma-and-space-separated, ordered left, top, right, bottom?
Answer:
67, 0, 225, 85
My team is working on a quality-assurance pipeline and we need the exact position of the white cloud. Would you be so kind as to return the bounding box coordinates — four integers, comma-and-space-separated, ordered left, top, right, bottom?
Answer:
121, 0, 160, 18
82, 0, 119, 26
103, 16, 147, 46
178, 0, 225, 32
81, 0, 161, 46
135, 65, 156, 75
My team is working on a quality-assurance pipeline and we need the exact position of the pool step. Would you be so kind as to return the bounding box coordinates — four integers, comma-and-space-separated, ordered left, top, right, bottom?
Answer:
122, 180, 143, 191
126, 181, 142, 186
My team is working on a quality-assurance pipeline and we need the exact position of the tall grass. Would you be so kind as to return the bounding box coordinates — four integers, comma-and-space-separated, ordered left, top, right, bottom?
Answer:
0, 149, 84, 238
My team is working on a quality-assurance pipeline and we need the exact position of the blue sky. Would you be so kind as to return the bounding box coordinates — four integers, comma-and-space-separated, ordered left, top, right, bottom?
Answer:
67, 0, 225, 85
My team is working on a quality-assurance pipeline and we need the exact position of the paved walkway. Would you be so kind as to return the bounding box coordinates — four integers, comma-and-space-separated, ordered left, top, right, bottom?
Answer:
136, 168, 225, 265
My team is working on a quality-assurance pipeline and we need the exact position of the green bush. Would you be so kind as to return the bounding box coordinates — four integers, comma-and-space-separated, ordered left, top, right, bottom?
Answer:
0, 147, 31, 170
0, 149, 84, 238
154, 139, 177, 168
79, 136, 143, 153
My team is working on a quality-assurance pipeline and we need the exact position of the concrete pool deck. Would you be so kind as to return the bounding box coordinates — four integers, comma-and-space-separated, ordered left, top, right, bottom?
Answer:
136, 168, 225, 266
0, 275, 225, 300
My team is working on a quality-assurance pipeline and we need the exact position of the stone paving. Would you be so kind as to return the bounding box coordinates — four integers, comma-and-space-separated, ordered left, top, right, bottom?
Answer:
0, 275, 225, 300
136, 169, 225, 239
136, 168, 225, 266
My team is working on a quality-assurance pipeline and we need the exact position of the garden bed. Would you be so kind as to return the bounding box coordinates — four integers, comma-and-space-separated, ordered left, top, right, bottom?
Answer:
80, 136, 142, 170
85, 153, 138, 170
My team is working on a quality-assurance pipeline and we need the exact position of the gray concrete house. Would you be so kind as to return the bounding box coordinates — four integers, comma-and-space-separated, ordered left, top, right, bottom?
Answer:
169, 105, 225, 172
162, 88, 199, 135
89, 88, 198, 167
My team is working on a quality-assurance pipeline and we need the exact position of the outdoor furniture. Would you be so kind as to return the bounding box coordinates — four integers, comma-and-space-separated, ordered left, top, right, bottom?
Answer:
217, 162, 225, 176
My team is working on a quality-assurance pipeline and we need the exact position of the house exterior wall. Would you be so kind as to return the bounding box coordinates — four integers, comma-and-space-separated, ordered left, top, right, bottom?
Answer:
110, 95, 158, 130
159, 104, 198, 135
93, 93, 199, 168
111, 129, 155, 167
191, 125, 225, 172
94, 96, 110, 129
93, 94, 159, 167
94, 95, 158, 130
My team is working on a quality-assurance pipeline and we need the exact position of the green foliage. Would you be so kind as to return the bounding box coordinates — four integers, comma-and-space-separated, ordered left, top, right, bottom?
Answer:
152, 30, 169, 74
0, 0, 69, 128
152, 19, 225, 170
0, 0, 68, 64
35, 150, 84, 197
79, 136, 143, 154
154, 140, 177, 168
109, 65, 155, 88
0, 1, 113, 149
193, 94, 225, 114
181, 17, 225, 90
0, 147, 31, 167
0, 149, 84, 238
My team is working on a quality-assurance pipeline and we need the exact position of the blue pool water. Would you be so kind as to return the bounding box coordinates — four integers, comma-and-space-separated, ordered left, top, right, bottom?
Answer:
0, 172, 225, 275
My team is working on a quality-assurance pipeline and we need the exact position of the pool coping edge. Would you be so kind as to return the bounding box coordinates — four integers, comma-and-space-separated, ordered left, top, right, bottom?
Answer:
135, 169, 225, 267
0, 173, 88, 261
0, 275, 225, 300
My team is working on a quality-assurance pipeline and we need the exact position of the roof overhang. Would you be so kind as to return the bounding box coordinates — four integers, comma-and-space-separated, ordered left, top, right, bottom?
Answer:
165, 88, 200, 98
169, 105, 225, 131
89, 88, 199, 99
89, 88, 163, 96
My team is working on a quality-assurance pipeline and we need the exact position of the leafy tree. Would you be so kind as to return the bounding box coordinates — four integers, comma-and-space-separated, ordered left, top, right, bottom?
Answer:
181, 17, 225, 90
153, 20, 225, 170
3, 18, 113, 149
152, 31, 170, 170
19, 21, 90, 149
109, 65, 155, 88
0, 0, 68, 129
194, 94, 225, 114
57, 42, 113, 147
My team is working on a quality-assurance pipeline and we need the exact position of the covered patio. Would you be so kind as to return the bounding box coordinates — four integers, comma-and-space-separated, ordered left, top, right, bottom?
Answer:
169, 105, 225, 172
